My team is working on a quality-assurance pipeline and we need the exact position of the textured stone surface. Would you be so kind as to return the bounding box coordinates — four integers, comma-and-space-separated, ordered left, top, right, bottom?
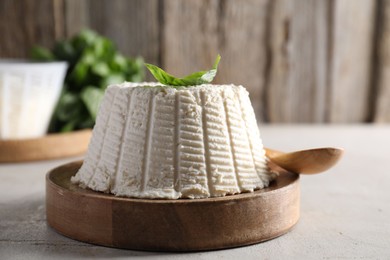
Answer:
1, 125, 389, 259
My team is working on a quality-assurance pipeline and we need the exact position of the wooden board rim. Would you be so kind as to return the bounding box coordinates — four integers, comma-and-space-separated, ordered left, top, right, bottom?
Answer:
46, 161, 300, 251
0, 129, 92, 163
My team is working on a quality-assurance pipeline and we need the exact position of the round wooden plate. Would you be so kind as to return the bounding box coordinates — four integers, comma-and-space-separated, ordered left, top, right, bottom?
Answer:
0, 130, 92, 163
46, 161, 300, 252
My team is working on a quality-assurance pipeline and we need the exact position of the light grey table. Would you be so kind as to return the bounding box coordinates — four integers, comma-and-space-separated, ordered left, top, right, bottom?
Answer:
1, 125, 389, 259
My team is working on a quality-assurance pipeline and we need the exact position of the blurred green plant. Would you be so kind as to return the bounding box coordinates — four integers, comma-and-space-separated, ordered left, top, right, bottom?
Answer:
31, 29, 144, 132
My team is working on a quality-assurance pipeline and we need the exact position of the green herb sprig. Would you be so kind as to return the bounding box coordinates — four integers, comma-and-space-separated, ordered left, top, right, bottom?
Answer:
145, 55, 221, 87
31, 29, 144, 132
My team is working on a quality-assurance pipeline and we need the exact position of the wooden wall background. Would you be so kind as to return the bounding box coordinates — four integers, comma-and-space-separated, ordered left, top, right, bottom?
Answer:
1, 0, 389, 123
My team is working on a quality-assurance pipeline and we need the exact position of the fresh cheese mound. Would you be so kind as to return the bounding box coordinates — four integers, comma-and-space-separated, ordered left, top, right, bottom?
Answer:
71, 82, 275, 199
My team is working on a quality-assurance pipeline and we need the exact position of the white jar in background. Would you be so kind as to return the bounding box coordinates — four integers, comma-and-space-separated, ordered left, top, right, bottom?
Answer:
0, 60, 68, 139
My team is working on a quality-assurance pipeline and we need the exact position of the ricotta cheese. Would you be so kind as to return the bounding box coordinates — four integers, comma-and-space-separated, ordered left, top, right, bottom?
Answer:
71, 82, 275, 199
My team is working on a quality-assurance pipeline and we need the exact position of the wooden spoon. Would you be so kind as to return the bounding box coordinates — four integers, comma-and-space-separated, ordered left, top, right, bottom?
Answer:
264, 147, 344, 174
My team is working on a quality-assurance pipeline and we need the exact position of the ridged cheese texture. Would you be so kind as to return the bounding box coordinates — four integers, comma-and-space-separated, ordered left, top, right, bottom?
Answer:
71, 82, 275, 199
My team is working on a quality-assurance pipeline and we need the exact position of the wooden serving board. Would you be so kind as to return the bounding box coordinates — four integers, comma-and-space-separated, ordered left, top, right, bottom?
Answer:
46, 161, 300, 251
0, 130, 92, 163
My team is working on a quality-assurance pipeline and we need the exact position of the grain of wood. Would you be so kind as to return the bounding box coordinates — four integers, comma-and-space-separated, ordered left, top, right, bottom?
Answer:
64, 0, 89, 37
217, 0, 270, 121
0, 130, 91, 163
2, 126, 390, 258
88, 0, 160, 67
266, 0, 330, 123
53, 0, 66, 40
0, 0, 385, 123
163, 0, 270, 121
64, 0, 160, 78
329, 0, 376, 123
0, 0, 63, 58
46, 161, 299, 251
375, 0, 390, 123
162, 0, 220, 76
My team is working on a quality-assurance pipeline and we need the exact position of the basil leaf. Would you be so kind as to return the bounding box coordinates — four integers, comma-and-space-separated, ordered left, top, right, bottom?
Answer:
145, 54, 221, 86
32, 29, 145, 133
81, 86, 105, 120
60, 120, 77, 133
56, 92, 81, 122
30, 46, 55, 61
92, 62, 110, 77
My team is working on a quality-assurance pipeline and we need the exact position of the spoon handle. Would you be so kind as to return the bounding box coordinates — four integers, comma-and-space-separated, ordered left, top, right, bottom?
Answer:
263, 147, 344, 174
264, 148, 283, 160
